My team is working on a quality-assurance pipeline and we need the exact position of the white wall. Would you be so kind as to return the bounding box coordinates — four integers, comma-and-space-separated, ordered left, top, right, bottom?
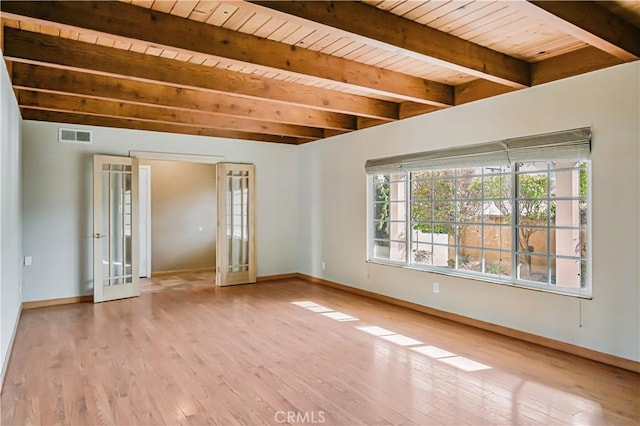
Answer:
141, 160, 217, 273
298, 62, 640, 362
21, 124, 299, 301
15, 61, 640, 363
1, 57, 23, 379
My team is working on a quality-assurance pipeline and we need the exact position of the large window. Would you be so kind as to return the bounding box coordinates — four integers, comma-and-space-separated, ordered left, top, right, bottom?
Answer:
367, 129, 591, 297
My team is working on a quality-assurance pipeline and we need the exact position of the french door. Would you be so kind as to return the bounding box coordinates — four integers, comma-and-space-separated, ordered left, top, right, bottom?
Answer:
93, 155, 140, 302
216, 163, 256, 286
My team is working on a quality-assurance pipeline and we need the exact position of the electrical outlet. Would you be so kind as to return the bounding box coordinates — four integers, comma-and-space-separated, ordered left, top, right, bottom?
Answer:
24, 256, 32, 266
433, 282, 440, 294
321, 261, 326, 271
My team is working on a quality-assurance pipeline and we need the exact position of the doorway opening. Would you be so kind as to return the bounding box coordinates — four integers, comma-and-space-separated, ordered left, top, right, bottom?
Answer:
138, 158, 218, 292
93, 153, 255, 303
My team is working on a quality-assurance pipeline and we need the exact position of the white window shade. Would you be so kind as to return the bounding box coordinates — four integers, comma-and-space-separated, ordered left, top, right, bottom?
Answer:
505, 127, 591, 163
365, 127, 591, 174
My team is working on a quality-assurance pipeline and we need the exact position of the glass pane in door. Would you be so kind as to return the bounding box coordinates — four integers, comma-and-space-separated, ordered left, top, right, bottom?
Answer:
102, 171, 110, 284
227, 170, 250, 273
111, 169, 123, 285
216, 162, 255, 286
124, 171, 132, 278
242, 174, 249, 269
101, 164, 133, 287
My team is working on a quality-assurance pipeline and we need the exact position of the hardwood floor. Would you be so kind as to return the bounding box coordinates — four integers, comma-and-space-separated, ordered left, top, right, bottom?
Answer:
141, 271, 215, 293
2, 274, 639, 425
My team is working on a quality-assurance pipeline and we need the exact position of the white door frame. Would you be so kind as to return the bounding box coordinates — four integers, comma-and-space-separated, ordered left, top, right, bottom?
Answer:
130, 151, 224, 164
130, 151, 224, 281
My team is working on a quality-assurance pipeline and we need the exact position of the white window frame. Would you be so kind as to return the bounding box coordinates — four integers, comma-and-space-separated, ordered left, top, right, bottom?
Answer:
365, 128, 592, 299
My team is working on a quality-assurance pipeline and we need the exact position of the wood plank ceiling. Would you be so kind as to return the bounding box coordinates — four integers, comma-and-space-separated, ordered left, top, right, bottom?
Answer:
1, 1, 639, 145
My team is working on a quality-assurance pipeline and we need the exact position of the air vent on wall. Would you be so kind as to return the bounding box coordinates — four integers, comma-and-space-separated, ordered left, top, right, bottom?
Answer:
58, 128, 93, 144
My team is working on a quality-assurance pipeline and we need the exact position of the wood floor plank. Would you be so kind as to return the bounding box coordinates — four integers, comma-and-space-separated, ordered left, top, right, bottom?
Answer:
2, 273, 638, 425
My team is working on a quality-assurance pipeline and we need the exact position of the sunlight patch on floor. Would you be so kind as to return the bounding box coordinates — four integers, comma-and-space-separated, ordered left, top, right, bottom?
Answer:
291, 301, 320, 308
355, 325, 395, 336
438, 356, 492, 372
410, 345, 456, 358
354, 325, 493, 372
379, 334, 424, 346
306, 306, 334, 313
292, 300, 492, 373
321, 312, 359, 321
291, 301, 359, 321
410, 345, 492, 371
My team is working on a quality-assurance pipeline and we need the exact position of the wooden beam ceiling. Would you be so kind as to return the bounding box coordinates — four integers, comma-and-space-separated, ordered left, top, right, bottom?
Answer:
1, 0, 637, 144
9, 62, 357, 131
521, 1, 640, 61
252, 0, 531, 89
0, 0, 454, 106
531, 46, 627, 86
3, 28, 399, 120
454, 80, 519, 105
16, 89, 323, 140
21, 109, 301, 144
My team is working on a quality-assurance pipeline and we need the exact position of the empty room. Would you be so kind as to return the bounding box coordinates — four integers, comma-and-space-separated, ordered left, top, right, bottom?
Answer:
1, 1, 639, 425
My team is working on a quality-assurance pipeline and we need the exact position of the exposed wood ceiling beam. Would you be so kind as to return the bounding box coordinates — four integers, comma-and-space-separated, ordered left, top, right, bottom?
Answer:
0, 1, 454, 106
16, 89, 323, 140
356, 117, 388, 130
323, 129, 350, 138
3, 28, 398, 121
455, 80, 519, 105
3, 1, 637, 145
251, 0, 531, 89
531, 46, 626, 86
21, 108, 302, 144
521, 1, 640, 61
10, 62, 357, 131
0, 19, 4, 52
398, 103, 443, 120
